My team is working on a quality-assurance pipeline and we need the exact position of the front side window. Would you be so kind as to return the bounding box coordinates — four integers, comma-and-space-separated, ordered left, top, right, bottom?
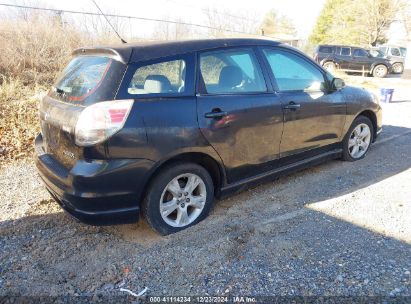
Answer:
199, 49, 267, 94
340, 47, 351, 56
128, 59, 186, 95
263, 48, 326, 92
379, 47, 388, 55
353, 49, 368, 57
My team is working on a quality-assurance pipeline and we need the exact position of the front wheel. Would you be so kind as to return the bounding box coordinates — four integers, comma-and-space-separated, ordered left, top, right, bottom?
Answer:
142, 162, 214, 235
372, 64, 388, 78
342, 116, 374, 161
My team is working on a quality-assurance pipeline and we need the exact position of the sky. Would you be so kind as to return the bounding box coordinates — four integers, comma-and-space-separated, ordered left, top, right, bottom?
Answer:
0, 0, 326, 39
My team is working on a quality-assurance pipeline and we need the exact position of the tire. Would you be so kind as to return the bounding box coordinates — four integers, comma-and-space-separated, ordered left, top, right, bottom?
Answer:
392, 62, 404, 74
323, 61, 336, 72
342, 116, 374, 162
372, 64, 388, 78
142, 162, 214, 235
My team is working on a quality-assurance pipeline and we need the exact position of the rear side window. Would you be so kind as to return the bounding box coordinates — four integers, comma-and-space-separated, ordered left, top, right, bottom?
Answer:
128, 59, 186, 95
340, 47, 351, 56
263, 48, 326, 92
54, 56, 111, 101
199, 49, 267, 94
319, 46, 333, 54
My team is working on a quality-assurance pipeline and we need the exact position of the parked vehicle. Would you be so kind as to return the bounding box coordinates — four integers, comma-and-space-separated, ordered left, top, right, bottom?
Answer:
35, 38, 382, 235
372, 45, 407, 74
313, 44, 392, 77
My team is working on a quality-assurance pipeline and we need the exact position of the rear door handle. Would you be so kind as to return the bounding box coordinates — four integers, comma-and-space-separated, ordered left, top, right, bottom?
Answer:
283, 102, 301, 110
205, 111, 228, 119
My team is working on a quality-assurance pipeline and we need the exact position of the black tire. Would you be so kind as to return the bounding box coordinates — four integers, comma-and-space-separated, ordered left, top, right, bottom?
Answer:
142, 162, 214, 235
372, 64, 388, 78
342, 116, 374, 162
392, 62, 404, 74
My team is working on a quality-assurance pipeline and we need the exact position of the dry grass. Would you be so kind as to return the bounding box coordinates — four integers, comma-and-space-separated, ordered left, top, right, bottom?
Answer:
0, 13, 121, 162
0, 77, 45, 162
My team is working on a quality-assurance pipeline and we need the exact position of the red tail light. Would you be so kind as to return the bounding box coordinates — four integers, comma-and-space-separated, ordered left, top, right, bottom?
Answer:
75, 100, 134, 146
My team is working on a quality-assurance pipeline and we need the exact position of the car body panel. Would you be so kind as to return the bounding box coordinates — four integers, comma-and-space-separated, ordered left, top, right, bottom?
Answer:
314, 45, 392, 74
35, 38, 383, 226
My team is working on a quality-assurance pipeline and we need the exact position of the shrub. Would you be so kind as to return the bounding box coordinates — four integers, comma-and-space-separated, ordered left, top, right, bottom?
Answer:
0, 12, 120, 162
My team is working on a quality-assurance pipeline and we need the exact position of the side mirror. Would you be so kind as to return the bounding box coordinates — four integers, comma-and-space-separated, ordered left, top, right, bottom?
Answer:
332, 78, 345, 90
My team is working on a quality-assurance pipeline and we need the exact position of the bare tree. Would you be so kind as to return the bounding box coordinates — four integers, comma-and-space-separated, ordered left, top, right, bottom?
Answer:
260, 9, 297, 37
205, 8, 259, 38
152, 17, 194, 40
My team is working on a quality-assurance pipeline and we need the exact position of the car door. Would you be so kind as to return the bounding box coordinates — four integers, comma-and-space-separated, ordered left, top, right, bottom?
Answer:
351, 48, 372, 72
337, 47, 352, 70
260, 47, 346, 163
196, 47, 284, 183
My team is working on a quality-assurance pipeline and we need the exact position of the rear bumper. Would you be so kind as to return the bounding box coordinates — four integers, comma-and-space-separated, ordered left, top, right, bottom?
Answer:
35, 133, 155, 225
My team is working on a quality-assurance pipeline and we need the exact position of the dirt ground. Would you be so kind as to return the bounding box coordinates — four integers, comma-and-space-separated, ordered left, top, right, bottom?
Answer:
1, 83, 411, 301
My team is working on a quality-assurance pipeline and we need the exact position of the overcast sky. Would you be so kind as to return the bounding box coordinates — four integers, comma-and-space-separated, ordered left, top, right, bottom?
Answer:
0, 0, 326, 39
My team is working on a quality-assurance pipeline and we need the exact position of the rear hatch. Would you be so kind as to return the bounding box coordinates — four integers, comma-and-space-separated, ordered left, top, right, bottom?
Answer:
39, 55, 127, 169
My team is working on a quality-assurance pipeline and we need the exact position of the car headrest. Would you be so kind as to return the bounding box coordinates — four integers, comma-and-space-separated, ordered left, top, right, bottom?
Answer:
218, 66, 243, 89
144, 75, 171, 93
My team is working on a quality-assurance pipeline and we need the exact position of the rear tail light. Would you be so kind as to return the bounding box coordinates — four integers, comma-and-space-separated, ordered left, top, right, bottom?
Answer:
75, 99, 133, 146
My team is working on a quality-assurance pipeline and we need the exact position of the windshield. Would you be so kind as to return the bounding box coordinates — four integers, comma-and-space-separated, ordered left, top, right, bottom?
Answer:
369, 50, 384, 58
54, 56, 112, 102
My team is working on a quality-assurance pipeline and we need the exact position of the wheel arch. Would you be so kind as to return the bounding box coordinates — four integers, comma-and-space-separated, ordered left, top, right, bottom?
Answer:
371, 62, 388, 73
356, 110, 377, 141
141, 152, 226, 201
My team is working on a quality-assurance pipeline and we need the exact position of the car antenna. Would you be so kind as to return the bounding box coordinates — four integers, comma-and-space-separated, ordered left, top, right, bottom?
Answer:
91, 0, 127, 44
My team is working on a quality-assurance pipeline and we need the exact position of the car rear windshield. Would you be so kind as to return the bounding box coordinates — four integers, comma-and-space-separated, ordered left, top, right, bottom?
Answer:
54, 56, 112, 102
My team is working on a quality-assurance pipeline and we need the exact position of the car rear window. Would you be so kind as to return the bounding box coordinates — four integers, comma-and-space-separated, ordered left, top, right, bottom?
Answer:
340, 47, 351, 56
54, 56, 111, 102
319, 46, 333, 54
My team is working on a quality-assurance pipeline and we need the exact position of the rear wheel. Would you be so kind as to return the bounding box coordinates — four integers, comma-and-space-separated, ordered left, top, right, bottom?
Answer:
372, 64, 388, 78
392, 62, 404, 74
323, 61, 336, 72
342, 116, 374, 161
142, 162, 214, 235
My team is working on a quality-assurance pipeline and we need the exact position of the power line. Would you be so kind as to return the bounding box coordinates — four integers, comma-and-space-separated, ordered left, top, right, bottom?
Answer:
0, 2, 270, 37
165, 0, 260, 23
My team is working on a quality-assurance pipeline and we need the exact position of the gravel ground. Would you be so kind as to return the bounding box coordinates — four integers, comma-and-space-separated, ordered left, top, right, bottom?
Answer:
1, 99, 411, 301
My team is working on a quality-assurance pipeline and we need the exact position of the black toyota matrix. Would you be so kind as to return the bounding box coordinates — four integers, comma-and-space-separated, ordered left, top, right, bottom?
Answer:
35, 38, 382, 235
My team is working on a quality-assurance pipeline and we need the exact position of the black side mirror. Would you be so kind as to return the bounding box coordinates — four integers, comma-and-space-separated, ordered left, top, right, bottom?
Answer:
332, 78, 345, 90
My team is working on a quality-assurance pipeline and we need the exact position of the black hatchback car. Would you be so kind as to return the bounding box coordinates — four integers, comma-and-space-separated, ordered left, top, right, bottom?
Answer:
314, 45, 392, 77
36, 38, 382, 235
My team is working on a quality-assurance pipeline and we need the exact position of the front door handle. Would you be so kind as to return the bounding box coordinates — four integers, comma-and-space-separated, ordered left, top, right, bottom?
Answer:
205, 110, 228, 119
283, 102, 301, 110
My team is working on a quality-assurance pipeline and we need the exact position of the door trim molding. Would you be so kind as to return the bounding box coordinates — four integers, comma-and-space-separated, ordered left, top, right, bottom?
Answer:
219, 148, 342, 198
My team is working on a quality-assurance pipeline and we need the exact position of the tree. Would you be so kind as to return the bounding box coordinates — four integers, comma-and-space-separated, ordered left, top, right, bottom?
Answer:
309, 0, 404, 47
260, 10, 296, 37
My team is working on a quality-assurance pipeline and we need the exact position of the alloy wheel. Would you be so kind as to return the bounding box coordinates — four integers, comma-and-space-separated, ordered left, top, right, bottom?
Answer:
374, 66, 387, 77
159, 173, 207, 227
348, 123, 371, 159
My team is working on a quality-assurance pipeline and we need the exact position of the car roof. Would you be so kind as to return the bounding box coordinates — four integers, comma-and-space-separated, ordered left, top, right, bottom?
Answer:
73, 38, 284, 64
318, 45, 364, 49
